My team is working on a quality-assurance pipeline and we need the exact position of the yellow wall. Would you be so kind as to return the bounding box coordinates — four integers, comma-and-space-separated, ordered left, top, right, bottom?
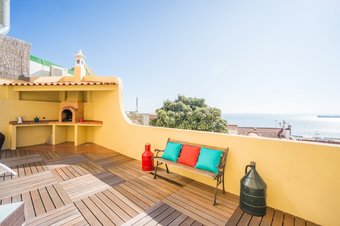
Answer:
19, 91, 60, 102
53, 125, 68, 144
87, 79, 339, 226
67, 126, 75, 142
1, 80, 340, 225
0, 87, 60, 149
16, 125, 52, 147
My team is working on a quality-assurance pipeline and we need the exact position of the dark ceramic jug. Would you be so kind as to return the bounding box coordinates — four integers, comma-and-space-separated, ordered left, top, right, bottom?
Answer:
240, 161, 267, 216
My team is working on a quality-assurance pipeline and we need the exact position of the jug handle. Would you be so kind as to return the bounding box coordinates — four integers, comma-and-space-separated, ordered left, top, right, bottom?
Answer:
245, 161, 256, 174
245, 164, 252, 174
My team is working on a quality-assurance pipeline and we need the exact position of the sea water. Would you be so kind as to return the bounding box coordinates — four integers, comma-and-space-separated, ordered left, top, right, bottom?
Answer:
223, 114, 340, 139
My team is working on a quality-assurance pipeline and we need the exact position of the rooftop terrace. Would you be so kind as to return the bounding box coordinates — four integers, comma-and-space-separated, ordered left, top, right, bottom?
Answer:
0, 48, 337, 225
0, 142, 319, 225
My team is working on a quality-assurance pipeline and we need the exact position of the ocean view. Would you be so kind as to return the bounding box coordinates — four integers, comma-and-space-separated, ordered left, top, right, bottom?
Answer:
223, 113, 340, 139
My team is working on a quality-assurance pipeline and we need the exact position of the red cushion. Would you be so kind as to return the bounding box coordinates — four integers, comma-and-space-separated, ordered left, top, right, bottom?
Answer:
177, 145, 201, 167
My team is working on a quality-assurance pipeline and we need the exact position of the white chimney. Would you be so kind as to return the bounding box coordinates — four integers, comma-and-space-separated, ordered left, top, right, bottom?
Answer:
74, 50, 86, 80
0, 0, 10, 35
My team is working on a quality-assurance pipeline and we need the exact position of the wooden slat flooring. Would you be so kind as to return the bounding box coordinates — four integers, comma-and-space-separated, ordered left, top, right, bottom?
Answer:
123, 202, 203, 226
0, 155, 47, 181
24, 203, 88, 226
51, 165, 89, 182
60, 171, 125, 202
0, 154, 42, 167
46, 154, 89, 170
226, 206, 320, 226
91, 155, 134, 168
0, 142, 319, 226
76, 161, 104, 174
0, 171, 56, 198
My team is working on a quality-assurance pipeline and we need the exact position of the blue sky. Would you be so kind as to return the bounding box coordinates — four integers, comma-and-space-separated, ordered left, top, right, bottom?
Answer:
10, 0, 340, 114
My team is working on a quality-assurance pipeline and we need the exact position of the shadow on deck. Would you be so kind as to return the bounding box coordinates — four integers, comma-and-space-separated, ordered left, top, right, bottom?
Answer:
0, 143, 318, 226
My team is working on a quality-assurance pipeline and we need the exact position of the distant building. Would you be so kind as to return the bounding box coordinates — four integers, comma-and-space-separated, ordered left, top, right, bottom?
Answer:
0, 35, 93, 81
30, 55, 73, 77
295, 137, 340, 145
127, 112, 156, 125
228, 123, 292, 139
0, 36, 31, 80
126, 96, 156, 125
30, 50, 95, 78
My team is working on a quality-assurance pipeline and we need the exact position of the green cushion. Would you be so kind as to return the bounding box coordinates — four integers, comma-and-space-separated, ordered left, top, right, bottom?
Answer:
195, 148, 223, 174
162, 142, 183, 162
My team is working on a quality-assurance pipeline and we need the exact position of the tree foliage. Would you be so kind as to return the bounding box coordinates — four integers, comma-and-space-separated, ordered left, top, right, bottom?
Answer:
150, 95, 228, 133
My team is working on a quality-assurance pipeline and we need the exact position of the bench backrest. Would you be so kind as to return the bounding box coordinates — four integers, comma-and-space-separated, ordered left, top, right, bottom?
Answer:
167, 138, 229, 172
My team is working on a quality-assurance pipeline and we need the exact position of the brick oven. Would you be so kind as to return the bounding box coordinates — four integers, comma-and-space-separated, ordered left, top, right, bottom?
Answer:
59, 101, 84, 123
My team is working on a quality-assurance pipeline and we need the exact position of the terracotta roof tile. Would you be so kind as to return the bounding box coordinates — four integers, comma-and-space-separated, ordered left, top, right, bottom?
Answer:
236, 127, 283, 138
227, 124, 238, 130
0, 81, 116, 86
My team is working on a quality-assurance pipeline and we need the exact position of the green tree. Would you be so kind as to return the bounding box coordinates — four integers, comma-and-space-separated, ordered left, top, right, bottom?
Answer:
150, 95, 228, 133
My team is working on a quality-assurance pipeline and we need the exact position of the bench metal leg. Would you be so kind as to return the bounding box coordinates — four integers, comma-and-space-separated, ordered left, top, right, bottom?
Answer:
153, 161, 159, 179
165, 164, 169, 173
213, 179, 219, 206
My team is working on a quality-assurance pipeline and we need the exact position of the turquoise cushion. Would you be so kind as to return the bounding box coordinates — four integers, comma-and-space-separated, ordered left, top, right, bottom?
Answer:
195, 148, 223, 174
162, 142, 183, 162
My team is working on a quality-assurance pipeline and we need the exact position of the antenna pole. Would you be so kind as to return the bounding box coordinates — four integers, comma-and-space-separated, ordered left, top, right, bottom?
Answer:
136, 97, 139, 113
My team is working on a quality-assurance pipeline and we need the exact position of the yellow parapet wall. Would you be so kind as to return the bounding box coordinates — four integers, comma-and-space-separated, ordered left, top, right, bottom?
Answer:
0, 78, 339, 225
87, 78, 340, 226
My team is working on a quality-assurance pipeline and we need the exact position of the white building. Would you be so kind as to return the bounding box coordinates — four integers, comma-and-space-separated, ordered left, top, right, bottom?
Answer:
30, 55, 73, 77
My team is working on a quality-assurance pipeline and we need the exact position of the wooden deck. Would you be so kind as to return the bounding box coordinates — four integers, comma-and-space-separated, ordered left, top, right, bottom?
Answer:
0, 142, 319, 226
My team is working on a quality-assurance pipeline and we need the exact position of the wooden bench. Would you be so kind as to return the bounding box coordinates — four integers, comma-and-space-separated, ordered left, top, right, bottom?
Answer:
153, 138, 229, 205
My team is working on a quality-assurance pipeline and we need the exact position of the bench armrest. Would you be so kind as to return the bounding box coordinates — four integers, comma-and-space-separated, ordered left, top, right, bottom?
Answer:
154, 149, 164, 158
216, 149, 228, 176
